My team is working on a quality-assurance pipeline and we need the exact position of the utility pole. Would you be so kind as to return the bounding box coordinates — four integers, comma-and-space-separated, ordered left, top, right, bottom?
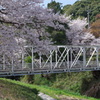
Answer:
87, 7, 91, 29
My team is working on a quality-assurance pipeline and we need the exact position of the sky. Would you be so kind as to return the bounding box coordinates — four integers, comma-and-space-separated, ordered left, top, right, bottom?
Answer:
43, 0, 78, 7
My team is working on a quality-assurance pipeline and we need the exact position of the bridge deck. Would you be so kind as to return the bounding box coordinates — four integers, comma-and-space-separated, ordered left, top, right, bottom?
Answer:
0, 63, 100, 77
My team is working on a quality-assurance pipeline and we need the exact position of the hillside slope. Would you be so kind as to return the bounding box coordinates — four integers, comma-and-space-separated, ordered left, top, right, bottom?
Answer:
0, 78, 99, 100
0, 78, 41, 100
63, 0, 100, 22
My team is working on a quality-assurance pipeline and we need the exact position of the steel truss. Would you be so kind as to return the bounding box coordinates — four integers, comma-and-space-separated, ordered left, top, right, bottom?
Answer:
0, 45, 100, 76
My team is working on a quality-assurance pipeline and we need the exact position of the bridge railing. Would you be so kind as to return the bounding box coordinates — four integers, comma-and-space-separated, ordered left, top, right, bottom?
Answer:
0, 45, 100, 76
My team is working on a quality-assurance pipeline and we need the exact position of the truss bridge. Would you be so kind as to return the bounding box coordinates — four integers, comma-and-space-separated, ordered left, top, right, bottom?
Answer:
0, 45, 100, 76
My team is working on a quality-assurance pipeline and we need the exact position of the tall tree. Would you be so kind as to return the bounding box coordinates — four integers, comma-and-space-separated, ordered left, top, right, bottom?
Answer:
66, 18, 95, 45
47, 1, 69, 45
47, 1, 63, 14
0, 0, 68, 64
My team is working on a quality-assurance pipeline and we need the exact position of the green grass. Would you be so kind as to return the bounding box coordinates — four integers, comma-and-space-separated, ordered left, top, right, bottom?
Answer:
0, 78, 42, 100
0, 78, 100, 100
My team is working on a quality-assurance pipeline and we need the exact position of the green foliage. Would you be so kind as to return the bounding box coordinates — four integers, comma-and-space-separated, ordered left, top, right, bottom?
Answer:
24, 56, 32, 63
34, 75, 52, 86
48, 1, 63, 14
46, 26, 68, 45
63, 0, 100, 22
63, 4, 71, 14
31, 72, 94, 94
20, 75, 34, 84
50, 30, 67, 45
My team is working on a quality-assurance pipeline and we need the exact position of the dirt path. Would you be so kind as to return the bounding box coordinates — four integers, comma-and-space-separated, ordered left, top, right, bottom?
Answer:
57, 95, 87, 100
38, 92, 87, 100
38, 92, 56, 100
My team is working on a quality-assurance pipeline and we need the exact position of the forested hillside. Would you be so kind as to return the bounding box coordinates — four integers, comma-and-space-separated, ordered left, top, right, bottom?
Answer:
63, 0, 100, 22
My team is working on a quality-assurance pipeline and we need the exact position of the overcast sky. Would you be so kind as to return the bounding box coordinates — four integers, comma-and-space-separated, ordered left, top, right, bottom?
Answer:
43, 0, 78, 6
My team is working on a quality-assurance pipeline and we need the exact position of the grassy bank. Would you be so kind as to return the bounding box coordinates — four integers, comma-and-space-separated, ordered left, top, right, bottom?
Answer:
0, 78, 99, 100
0, 78, 41, 100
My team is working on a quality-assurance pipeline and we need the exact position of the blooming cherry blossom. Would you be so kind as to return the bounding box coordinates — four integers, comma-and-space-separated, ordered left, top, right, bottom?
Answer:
0, 0, 69, 64
66, 18, 95, 45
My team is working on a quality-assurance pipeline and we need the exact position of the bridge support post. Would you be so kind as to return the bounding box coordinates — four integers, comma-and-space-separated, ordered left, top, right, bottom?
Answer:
3, 54, 6, 70
50, 51, 52, 70
12, 56, 14, 73
96, 47, 99, 68
39, 52, 42, 68
55, 50, 57, 69
70, 48, 72, 69
67, 49, 69, 70
32, 47, 34, 71
83, 47, 86, 69
22, 48, 24, 70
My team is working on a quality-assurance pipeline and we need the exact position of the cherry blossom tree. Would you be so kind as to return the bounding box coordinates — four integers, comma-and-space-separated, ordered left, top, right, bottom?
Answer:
66, 18, 95, 45
0, 0, 69, 64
